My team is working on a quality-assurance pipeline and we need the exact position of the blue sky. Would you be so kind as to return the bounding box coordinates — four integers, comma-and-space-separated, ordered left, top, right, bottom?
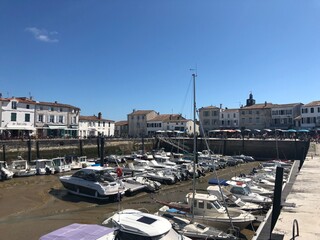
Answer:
1, 1, 320, 121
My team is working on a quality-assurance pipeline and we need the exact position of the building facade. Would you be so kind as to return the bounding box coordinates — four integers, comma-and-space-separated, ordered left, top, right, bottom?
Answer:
198, 105, 220, 135
127, 110, 158, 137
219, 108, 239, 129
35, 101, 80, 138
270, 103, 302, 129
0, 97, 36, 138
114, 121, 129, 138
0, 97, 80, 138
79, 112, 115, 138
146, 114, 199, 136
300, 101, 320, 129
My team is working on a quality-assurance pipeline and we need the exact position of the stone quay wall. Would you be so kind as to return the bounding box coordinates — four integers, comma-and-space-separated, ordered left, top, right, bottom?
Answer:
0, 137, 309, 163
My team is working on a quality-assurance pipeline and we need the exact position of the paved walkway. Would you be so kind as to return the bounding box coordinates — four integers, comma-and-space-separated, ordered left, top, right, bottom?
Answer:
272, 143, 320, 239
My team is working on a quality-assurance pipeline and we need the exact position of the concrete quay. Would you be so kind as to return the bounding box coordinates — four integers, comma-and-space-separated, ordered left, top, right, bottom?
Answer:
257, 143, 320, 239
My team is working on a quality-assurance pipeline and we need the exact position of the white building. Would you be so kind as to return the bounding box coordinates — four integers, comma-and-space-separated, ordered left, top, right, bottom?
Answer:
219, 108, 239, 129
79, 112, 115, 138
146, 114, 199, 136
35, 101, 80, 138
270, 103, 302, 129
0, 97, 36, 138
198, 105, 221, 135
300, 101, 320, 129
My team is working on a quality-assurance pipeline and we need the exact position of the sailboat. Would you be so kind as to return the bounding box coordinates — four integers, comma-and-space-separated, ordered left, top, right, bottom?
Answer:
156, 73, 256, 232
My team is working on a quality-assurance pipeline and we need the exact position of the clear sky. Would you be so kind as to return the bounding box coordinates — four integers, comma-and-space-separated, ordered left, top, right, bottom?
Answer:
1, 1, 320, 121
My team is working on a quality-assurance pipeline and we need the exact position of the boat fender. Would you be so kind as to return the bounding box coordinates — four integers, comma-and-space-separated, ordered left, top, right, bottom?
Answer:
116, 167, 123, 177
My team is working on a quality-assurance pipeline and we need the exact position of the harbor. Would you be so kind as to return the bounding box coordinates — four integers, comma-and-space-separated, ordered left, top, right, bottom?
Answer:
0, 140, 317, 239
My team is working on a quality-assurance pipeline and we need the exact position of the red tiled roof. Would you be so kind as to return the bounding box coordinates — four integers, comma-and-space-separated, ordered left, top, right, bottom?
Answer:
149, 114, 186, 122
199, 105, 219, 110
241, 103, 274, 109
128, 110, 156, 116
272, 103, 303, 108
303, 101, 320, 107
115, 121, 128, 126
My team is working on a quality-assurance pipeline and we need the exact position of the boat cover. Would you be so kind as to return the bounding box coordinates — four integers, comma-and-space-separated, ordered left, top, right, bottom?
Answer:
208, 178, 228, 186
39, 223, 115, 240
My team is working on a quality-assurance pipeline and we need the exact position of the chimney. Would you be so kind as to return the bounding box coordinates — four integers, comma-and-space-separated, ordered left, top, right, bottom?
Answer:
265, 101, 267, 106
220, 104, 222, 109
98, 112, 102, 119
55, 101, 58, 104
133, 109, 136, 113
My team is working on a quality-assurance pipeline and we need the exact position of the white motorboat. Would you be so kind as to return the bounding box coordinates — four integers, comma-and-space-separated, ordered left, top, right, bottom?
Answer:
225, 181, 272, 205
123, 176, 161, 192
59, 166, 126, 201
231, 176, 273, 196
0, 161, 14, 180
160, 213, 239, 240
52, 157, 71, 173
31, 159, 56, 175
158, 192, 256, 231
145, 169, 177, 184
70, 156, 90, 170
8, 158, 36, 177
39, 223, 116, 240
102, 209, 192, 240
207, 185, 264, 213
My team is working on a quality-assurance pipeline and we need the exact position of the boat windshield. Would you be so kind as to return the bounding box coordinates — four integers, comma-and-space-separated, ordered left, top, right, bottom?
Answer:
209, 200, 223, 209
96, 170, 116, 182
244, 186, 252, 194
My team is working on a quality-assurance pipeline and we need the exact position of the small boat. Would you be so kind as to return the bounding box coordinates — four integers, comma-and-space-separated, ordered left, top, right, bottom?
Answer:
157, 192, 256, 231
207, 185, 265, 213
0, 161, 14, 180
69, 156, 90, 170
31, 159, 56, 175
59, 166, 126, 201
160, 213, 239, 240
52, 157, 71, 173
231, 176, 273, 196
145, 169, 177, 184
39, 223, 116, 240
123, 176, 161, 192
225, 181, 272, 205
8, 157, 36, 177
102, 209, 192, 240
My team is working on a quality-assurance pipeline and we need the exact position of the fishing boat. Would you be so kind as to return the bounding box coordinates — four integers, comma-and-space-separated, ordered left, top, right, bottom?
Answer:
157, 192, 256, 231
8, 157, 36, 177
52, 157, 71, 173
31, 159, 56, 175
231, 176, 273, 196
102, 209, 192, 240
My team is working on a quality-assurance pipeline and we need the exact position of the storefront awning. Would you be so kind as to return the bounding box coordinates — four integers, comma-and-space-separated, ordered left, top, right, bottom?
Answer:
48, 126, 66, 130
6, 126, 36, 131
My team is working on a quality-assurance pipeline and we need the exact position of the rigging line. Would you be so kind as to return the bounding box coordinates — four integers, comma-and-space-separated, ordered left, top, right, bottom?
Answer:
196, 111, 236, 231
179, 75, 193, 119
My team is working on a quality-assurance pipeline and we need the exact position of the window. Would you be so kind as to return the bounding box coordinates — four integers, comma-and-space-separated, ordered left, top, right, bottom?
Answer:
311, 108, 314, 113
73, 117, 76, 124
59, 116, 63, 123
59, 108, 63, 112
12, 101, 17, 109
204, 111, 209, 117
38, 114, 44, 122
221, 114, 224, 119
49, 115, 55, 123
198, 200, 204, 209
26, 104, 30, 109
50, 107, 54, 111
11, 113, 17, 121
25, 113, 30, 122
256, 110, 260, 115
98, 121, 100, 127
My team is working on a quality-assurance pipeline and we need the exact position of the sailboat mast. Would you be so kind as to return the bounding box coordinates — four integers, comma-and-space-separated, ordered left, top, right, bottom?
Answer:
191, 73, 197, 223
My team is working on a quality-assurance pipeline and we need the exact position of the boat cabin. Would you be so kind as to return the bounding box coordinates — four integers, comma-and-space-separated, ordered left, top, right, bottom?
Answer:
185, 192, 226, 215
